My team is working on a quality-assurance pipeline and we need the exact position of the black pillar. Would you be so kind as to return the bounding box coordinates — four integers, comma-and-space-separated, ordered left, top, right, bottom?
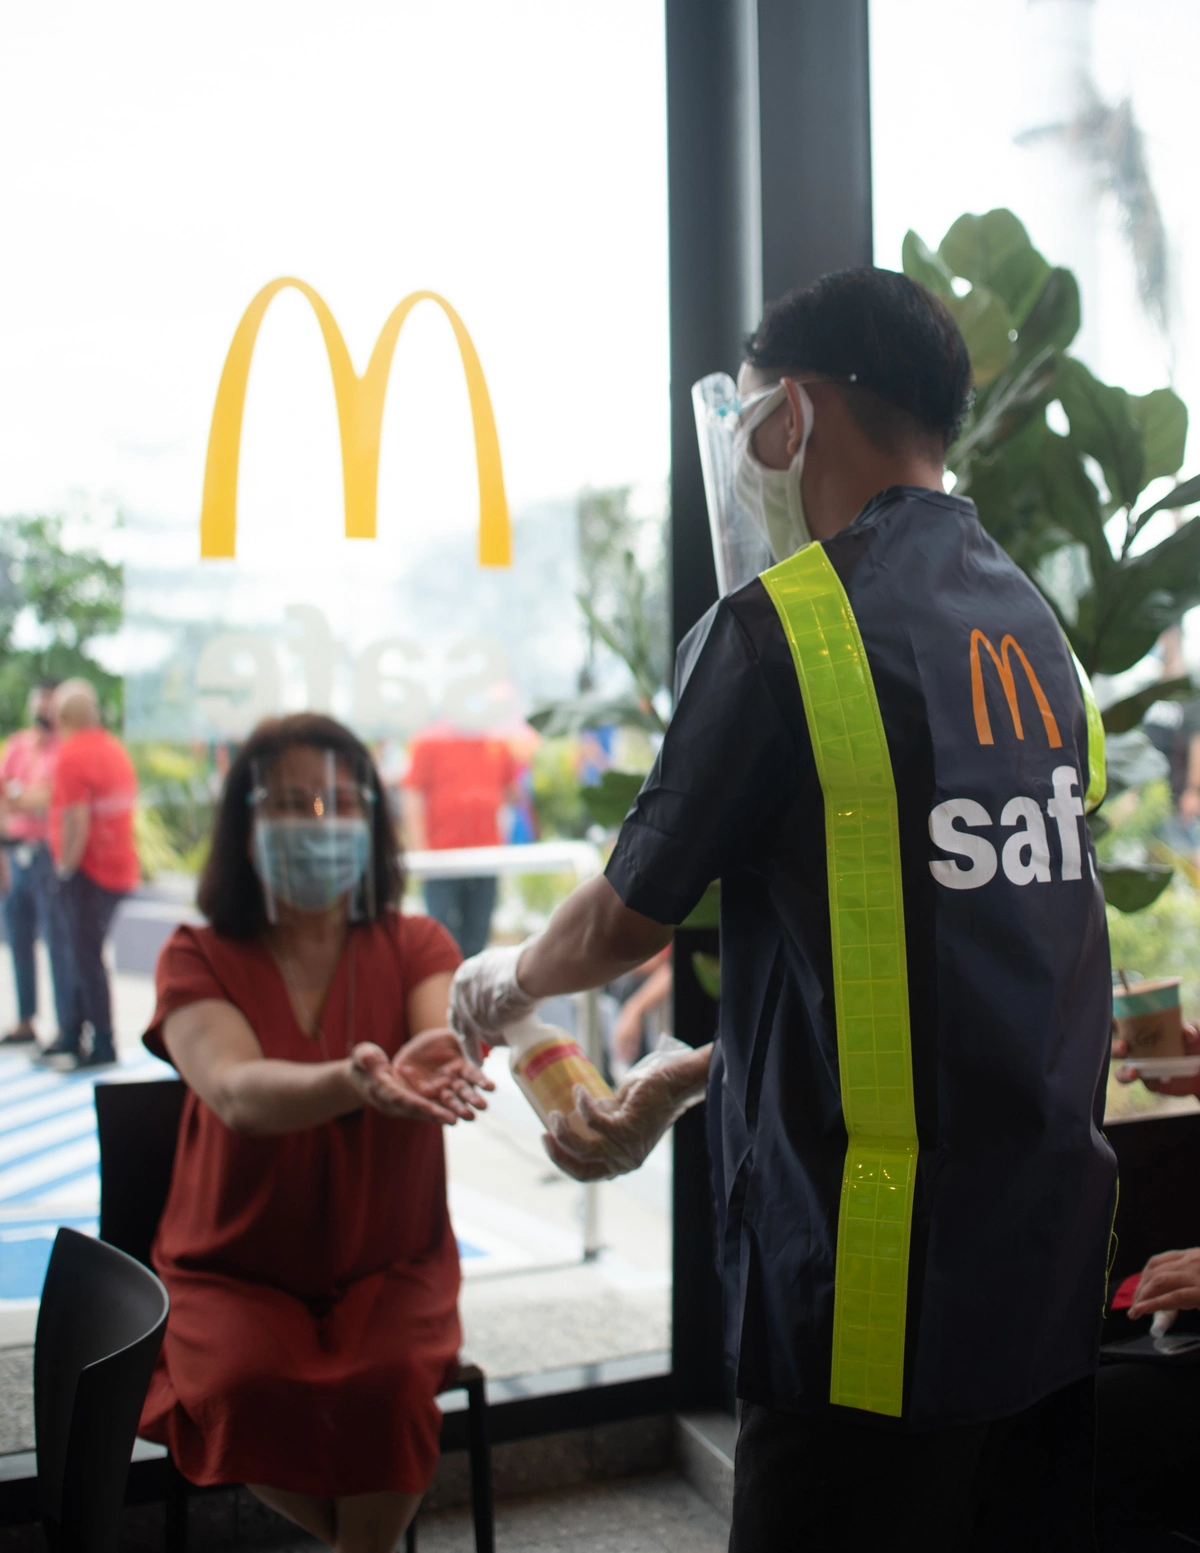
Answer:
756, 0, 873, 300
665, 0, 873, 1416
666, 0, 761, 656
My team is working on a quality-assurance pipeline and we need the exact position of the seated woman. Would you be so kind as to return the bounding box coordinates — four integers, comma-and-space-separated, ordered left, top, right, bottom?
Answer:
138, 713, 492, 1553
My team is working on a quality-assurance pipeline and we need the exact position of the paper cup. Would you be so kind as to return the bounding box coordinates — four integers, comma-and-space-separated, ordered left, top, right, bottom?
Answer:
1113, 977, 1184, 1059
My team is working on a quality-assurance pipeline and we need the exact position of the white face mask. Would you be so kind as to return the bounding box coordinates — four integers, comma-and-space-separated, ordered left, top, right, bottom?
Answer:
732, 382, 815, 562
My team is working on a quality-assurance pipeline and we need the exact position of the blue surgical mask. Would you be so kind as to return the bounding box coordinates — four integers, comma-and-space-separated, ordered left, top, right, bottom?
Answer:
253, 817, 372, 913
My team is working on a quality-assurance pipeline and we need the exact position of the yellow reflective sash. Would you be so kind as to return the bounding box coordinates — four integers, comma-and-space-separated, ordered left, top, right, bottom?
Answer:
762, 545, 918, 1418
1070, 650, 1107, 814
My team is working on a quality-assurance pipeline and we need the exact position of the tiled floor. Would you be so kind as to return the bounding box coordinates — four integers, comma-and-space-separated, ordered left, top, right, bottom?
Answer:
279, 1475, 730, 1553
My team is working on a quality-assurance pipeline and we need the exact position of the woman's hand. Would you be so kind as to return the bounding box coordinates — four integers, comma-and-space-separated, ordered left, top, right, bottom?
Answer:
349, 1030, 494, 1125
1128, 1247, 1200, 1319
1113, 1020, 1200, 1096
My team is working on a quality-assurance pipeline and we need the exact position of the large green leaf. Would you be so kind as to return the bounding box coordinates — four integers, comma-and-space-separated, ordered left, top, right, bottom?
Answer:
579, 768, 646, 829
1100, 674, 1194, 733
1130, 389, 1188, 483
1056, 358, 1145, 509
1035, 432, 1112, 580
1130, 471, 1200, 527
1099, 863, 1174, 913
1103, 730, 1170, 793
950, 346, 1058, 465
939, 209, 1032, 290
1083, 516, 1200, 673
938, 208, 1052, 326
1014, 267, 1081, 362
901, 230, 954, 300
965, 420, 1074, 573
945, 285, 1013, 386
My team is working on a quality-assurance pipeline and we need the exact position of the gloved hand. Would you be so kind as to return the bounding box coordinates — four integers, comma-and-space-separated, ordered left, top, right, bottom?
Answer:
448, 942, 541, 1064
543, 1040, 710, 1182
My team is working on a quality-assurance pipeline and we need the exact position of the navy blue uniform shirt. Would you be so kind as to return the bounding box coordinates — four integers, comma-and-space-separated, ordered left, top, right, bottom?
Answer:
606, 487, 1116, 1428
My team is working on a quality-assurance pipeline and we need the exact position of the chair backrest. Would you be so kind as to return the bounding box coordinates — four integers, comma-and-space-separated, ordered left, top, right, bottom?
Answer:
35, 1227, 168, 1553
94, 1079, 187, 1268
1107, 1111, 1200, 1286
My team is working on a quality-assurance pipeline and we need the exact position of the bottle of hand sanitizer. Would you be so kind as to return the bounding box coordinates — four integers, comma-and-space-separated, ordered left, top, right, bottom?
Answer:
504, 1013, 612, 1140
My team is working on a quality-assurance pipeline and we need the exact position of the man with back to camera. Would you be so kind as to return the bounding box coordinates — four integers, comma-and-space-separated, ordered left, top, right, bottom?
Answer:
451, 269, 1116, 1551
42, 678, 139, 1069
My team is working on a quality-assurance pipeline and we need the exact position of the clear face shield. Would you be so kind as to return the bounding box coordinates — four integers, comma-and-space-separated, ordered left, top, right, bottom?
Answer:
691, 372, 775, 595
248, 748, 377, 925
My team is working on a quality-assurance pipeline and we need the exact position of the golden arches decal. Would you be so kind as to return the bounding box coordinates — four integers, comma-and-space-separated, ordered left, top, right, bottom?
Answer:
199, 279, 510, 566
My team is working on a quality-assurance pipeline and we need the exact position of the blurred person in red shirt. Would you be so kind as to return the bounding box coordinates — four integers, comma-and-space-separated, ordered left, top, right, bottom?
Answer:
42, 678, 139, 1068
0, 681, 74, 1047
401, 730, 517, 958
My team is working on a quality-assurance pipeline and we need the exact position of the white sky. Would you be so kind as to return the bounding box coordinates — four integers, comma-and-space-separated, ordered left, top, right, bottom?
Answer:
0, 1, 671, 564
1, 0, 1197, 672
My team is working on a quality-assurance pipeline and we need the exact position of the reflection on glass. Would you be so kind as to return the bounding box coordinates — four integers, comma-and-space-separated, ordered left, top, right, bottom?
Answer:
0, 0, 671, 1389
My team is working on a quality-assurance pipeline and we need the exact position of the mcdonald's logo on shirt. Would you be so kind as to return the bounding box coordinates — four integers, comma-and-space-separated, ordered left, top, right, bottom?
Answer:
198, 279, 510, 566
969, 629, 1062, 748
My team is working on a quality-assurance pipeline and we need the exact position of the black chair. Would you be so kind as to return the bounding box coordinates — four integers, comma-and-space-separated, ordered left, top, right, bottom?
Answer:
94, 1077, 494, 1553
35, 1226, 169, 1553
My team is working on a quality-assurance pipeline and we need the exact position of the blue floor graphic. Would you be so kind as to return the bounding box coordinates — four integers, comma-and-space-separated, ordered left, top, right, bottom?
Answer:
0, 1051, 484, 1301
0, 1048, 170, 1300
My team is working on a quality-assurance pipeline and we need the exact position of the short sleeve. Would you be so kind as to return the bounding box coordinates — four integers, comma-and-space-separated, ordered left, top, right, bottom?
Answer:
394, 911, 463, 990
53, 743, 89, 807
605, 591, 805, 925
143, 926, 228, 1064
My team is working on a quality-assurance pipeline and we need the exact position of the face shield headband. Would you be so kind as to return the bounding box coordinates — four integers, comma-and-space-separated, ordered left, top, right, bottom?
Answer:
249, 747, 377, 924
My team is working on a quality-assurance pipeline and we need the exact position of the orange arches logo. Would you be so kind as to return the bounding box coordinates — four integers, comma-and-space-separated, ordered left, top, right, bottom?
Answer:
969, 630, 1062, 748
199, 279, 510, 566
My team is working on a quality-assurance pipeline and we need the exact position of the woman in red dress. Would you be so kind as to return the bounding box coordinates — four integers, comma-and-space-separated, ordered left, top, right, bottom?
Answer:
139, 714, 492, 1552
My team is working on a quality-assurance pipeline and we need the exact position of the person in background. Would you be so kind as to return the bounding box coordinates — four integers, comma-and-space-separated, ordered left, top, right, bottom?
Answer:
139, 714, 491, 1553
0, 681, 73, 1047
605, 946, 672, 1081
402, 727, 518, 958
42, 678, 139, 1068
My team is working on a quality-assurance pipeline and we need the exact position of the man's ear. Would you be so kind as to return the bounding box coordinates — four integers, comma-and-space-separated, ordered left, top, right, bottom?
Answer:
781, 377, 811, 458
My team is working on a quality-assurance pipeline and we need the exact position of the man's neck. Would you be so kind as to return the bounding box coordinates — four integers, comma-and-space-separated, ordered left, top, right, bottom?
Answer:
806, 454, 946, 542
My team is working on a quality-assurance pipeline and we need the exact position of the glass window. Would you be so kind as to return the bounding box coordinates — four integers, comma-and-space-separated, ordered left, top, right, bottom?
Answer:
872, 0, 1200, 1124
0, 1, 671, 1386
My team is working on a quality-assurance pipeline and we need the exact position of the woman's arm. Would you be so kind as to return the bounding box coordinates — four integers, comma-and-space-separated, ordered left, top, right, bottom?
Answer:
162, 997, 482, 1136
164, 999, 366, 1135
407, 971, 454, 1036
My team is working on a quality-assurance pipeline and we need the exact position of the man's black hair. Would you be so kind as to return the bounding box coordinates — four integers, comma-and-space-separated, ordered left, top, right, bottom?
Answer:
743, 267, 973, 453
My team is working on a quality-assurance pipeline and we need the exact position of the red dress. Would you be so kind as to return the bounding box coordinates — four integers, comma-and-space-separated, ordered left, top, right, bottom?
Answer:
138, 911, 463, 1496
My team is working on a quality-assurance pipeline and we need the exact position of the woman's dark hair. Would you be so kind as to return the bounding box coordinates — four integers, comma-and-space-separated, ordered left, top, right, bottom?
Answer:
197, 713, 403, 938
744, 266, 973, 451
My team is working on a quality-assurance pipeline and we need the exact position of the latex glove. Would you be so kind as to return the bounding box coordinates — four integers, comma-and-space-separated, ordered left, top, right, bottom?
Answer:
448, 942, 541, 1064
543, 1039, 709, 1182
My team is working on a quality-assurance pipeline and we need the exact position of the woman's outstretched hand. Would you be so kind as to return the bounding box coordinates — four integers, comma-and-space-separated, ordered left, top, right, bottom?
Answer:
348, 1030, 494, 1125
